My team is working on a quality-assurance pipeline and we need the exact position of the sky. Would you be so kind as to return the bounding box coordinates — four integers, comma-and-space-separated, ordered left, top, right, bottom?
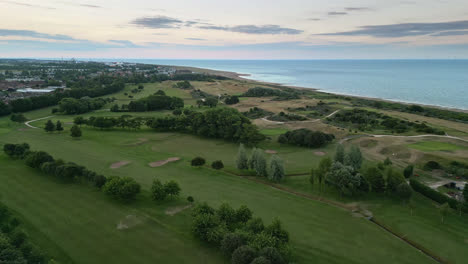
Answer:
1, 0, 468, 59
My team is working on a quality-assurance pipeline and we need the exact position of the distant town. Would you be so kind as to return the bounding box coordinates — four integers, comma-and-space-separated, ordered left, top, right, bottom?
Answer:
0, 59, 185, 103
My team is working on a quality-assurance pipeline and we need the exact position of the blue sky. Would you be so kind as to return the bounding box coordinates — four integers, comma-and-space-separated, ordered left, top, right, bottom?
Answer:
1, 0, 468, 59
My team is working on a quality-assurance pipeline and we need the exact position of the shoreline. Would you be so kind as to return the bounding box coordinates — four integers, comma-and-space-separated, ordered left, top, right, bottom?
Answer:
173, 65, 468, 113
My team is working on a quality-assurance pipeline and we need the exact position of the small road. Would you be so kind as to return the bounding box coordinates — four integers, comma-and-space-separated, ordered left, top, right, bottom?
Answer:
24, 116, 55, 129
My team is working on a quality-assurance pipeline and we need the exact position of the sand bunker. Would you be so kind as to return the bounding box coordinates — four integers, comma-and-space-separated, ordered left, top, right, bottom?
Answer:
165, 204, 192, 216
117, 215, 142, 230
265, 150, 278, 154
314, 151, 326, 156
149, 157, 180, 168
110, 161, 131, 169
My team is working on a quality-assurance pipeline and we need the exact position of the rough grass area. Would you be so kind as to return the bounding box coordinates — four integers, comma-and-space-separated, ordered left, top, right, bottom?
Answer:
408, 141, 466, 152
260, 128, 289, 136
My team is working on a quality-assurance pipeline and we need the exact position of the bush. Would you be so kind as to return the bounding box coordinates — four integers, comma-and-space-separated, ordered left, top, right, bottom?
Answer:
424, 161, 441, 171
231, 245, 257, 264
211, 160, 224, 170
221, 233, 246, 256
225, 96, 240, 105
386, 169, 405, 192
102, 176, 141, 201
3, 143, 30, 159
259, 247, 285, 264
151, 179, 167, 201
278, 129, 334, 148
164, 180, 181, 197
187, 196, 194, 203
191, 157, 206, 166
251, 256, 271, 264
10, 114, 27, 123
24, 151, 54, 168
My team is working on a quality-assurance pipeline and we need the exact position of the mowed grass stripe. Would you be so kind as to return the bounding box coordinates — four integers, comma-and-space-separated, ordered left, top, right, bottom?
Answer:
0, 157, 224, 264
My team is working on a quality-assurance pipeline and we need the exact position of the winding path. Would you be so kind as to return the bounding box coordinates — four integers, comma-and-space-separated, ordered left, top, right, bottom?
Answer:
24, 116, 54, 129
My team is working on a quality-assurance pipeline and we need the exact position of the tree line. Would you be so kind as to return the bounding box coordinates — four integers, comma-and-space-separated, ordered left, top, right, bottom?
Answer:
242, 87, 300, 101
146, 108, 266, 145
0, 202, 47, 263
56, 97, 111, 114
191, 202, 292, 264
3, 143, 140, 201
113, 92, 184, 112
278, 129, 335, 148
410, 179, 468, 213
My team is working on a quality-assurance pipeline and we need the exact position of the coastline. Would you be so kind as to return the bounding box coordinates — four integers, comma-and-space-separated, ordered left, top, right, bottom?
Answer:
173, 65, 468, 113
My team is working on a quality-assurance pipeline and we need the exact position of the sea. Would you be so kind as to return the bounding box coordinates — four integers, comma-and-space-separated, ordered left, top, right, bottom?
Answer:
92, 59, 468, 110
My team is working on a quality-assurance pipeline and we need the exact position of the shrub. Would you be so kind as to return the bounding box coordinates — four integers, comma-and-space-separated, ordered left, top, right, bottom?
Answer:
225, 96, 240, 105
386, 169, 405, 192
25, 151, 54, 168
231, 245, 257, 264
268, 156, 285, 182
191, 157, 206, 166
211, 160, 224, 170
3, 143, 30, 159
424, 161, 441, 171
187, 196, 194, 203
221, 233, 246, 256
259, 247, 285, 264
278, 129, 334, 148
102, 176, 141, 201
10, 114, 27, 123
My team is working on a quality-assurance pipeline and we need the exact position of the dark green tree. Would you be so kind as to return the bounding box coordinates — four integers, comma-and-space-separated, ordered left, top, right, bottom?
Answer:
364, 167, 386, 193
70, 125, 82, 138
191, 157, 206, 166
164, 180, 181, 197
403, 165, 414, 178
231, 245, 257, 264
44, 120, 55, 133
211, 160, 224, 170
335, 144, 345, 163
151, 179, 167, 201
396, 182, 413, 203
55, 120, 64, 132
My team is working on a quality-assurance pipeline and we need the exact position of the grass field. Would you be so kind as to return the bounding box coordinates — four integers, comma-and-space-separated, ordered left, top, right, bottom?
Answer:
408, 141, 466, 152
1, 82, 467, 264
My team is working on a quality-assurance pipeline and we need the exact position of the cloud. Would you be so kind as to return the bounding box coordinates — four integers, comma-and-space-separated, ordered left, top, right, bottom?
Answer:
130, 16, 184, 29
0, 0, 55, 9
345, 7, 371, 11
0, 29, 76, 40
309, 18, 321, 21
319, 20, 468, 38
108, 40, 140, 47
431, 30, 468, 37
79, 4, 101, 8
185, 38, 206, 41
200, 25, 303, 35
328, 12, 347, 16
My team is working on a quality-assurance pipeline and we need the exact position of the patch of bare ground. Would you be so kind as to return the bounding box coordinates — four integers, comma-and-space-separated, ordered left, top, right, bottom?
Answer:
110, 161, 131, 169
148, 157, 180, 168
117, 215, 143, 230
165, 204, 192, 216
265, 150, 277, 154
126, 138, 149, 146
347, 203, 373, 219
314, 151, 326, 156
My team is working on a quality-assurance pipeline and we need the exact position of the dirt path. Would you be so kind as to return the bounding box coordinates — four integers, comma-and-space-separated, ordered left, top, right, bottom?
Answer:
24, 116, 55, 129
340, 133, 468, 144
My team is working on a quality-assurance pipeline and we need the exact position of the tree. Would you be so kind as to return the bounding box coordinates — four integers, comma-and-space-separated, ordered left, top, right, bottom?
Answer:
25, 151, 54, 168
231, 245, 257, 264
225, 96, 240, 105
187, 196, 194, 203
10, 114, 27, 123
211, 160, 224, 170
344, 145, 362, 171
191, 157, 206, 166
220, 233, 245, 256
44, 120, 55, 133
310, 169, 317, 185
335, 144, 345, 163
236, 144, 249, 170
164, 180, 181, 197
236, 205, 252, 224
326, 162, 360, 196
403, 165, 414, 178
102, 176, 141, 201
439, 203, 449, 223
73, 116, 85, 127
386, 169, 405, 192
268, 156, 285, 182
70, 125, 82, 138
55, 120, 64, 132
365, 167, 385, 193
254, 151, 268, 177
396, 182, 412, 203
248, 148, 259, 170
259, 247, 285, 264
151, 179, 167, 201
384, 157, 392, 166
204, 97, 218, 108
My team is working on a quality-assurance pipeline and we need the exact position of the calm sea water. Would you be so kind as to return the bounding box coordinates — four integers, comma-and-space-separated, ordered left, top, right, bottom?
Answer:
94, 59, 468, 110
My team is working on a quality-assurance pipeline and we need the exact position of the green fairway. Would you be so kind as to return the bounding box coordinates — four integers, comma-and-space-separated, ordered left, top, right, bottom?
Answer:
0, 113, 437, 264
408, 141, 465, 152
